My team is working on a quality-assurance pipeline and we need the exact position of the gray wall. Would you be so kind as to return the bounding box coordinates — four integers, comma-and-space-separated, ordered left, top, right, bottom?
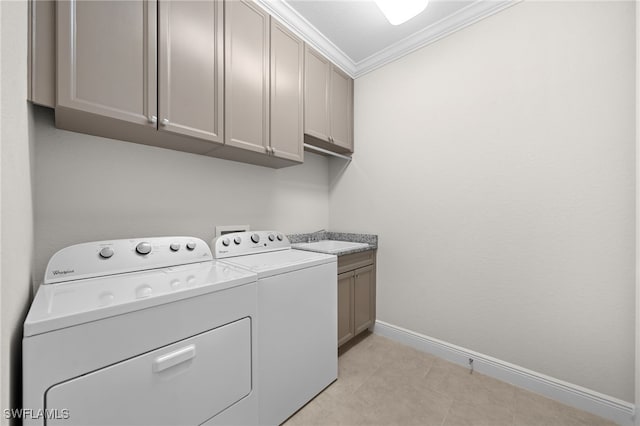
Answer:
330, 1, 635, 401
33, 107, 330, 283
0, 0, 35, 421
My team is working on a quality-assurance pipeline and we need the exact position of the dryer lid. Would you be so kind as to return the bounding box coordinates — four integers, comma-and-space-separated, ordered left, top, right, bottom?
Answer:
24, 261, 256, 337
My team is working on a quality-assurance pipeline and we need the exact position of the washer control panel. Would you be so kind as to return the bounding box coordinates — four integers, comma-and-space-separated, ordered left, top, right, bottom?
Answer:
212, 231, 289, 259
44, 237, 212, 284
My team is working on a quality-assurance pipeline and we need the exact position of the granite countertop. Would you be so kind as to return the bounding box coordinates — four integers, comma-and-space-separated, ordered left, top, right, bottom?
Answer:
287, 231, 378, 256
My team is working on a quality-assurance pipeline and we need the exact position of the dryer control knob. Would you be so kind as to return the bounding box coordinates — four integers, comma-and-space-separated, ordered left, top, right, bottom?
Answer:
277, 234, 283, 241
222, 238, 230, 247
169, 243, 180, 252
135, 242, 152, 255
99, 247, 114, 259
251, 234, 260, 244
186, 242, 196, 251
234, 236, 242, 245
268, 234, 275, 242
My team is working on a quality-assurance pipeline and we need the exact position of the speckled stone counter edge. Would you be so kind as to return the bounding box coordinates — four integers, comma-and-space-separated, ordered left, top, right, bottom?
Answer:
287, 231, 378, 256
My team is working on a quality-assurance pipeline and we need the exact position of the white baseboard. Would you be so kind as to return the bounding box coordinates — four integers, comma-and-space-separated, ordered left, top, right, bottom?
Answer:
374, 320, 635, 426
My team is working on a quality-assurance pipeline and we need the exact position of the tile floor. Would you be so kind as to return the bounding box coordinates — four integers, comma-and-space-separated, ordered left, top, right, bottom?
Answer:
284, 333, 616, 426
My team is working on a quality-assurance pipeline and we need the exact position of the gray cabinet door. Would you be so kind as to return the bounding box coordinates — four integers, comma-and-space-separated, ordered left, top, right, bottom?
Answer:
353, 265, 374, 335
159, 0, 223, 145
270, 19, 304, 163
29, 0, 55, 107
57, 0, 157, 127
304, 46, 331, 143
330, 66, 354, 153
225, 0, 269, 154
337, 272, 354, 347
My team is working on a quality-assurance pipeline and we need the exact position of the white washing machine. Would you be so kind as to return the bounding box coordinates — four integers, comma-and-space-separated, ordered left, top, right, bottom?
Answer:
23, 236, 258, 426
211, 231, 337, 426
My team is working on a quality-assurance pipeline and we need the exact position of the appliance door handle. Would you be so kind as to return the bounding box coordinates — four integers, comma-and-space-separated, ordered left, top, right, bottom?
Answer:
153, 345, 196, 373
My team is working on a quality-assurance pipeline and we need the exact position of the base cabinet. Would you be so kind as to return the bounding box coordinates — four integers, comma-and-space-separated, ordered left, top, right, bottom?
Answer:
337, 251, 376, 347
337, 272, 355, 346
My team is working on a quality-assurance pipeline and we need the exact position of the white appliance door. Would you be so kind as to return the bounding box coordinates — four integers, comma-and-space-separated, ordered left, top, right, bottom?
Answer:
46, 318, 252, 425
258, 262, 337, 425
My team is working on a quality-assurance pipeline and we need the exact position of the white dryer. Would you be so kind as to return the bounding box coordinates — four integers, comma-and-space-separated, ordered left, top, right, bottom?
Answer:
23, 236, 258, 426
212, 231, 337, 426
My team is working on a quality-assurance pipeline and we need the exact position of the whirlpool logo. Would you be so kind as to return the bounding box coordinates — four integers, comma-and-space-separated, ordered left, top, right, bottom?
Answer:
52, 269, 75, 276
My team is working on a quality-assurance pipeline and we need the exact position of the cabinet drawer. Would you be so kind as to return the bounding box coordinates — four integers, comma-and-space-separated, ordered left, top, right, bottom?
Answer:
46, 318, 252, 425
338, 250, 375, 274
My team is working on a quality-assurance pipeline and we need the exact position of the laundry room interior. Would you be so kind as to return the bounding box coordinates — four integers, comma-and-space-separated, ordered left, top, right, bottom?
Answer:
0, 0, 638, 425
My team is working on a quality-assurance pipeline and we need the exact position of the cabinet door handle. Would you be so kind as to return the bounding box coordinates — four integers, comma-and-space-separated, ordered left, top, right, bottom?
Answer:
161, 118, 169, 126
148, 115, 157, 124
153, 345, 196, 373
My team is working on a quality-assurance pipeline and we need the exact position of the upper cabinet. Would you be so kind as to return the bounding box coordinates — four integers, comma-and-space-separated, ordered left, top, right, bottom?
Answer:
213, 0, 303, 166
158, 0, 224, 144
224, 0, 270, 154
304, 48, 331, 144
55, 0, 223, 155
304, 46, 354, 154
28, 0, 55, 107
57, 0, 157, 128
270, 20, 304, 163
30, 0, 345, 167
329, 67, 353, 152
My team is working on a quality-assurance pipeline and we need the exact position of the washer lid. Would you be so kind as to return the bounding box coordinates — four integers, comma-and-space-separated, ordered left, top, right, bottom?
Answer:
220, 248, 336, 279
24, 261, 257, 337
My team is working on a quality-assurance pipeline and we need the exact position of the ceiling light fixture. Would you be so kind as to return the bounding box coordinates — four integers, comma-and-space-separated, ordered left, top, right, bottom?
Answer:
374, 0, 429, 26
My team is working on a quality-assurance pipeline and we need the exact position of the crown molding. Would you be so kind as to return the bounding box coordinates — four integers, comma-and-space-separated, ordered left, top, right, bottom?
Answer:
256, 0, 520, 79
254, 0, 357, 76
354, 0, 520, 77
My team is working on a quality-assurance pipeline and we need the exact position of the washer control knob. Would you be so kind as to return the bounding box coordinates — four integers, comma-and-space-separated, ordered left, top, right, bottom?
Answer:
222, 238, 230, 247
135, 284, 152, 299
169, 243, 180, 252
135, 242, 152, 255
268, 234, 275, 242
98, 292, 115, 307
277, 234, 283, 241
251, 234, 260, 244
234, 236, 242, 245
186, 242, 196, 251
99, 247, 114, 259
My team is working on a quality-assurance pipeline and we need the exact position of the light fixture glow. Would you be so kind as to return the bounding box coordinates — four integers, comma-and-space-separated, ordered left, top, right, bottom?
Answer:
374, 0, 429, 26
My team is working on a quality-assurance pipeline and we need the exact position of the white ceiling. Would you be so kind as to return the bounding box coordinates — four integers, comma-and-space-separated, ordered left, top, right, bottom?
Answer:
257, 0, 518, 78
285, 0, 475, 63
